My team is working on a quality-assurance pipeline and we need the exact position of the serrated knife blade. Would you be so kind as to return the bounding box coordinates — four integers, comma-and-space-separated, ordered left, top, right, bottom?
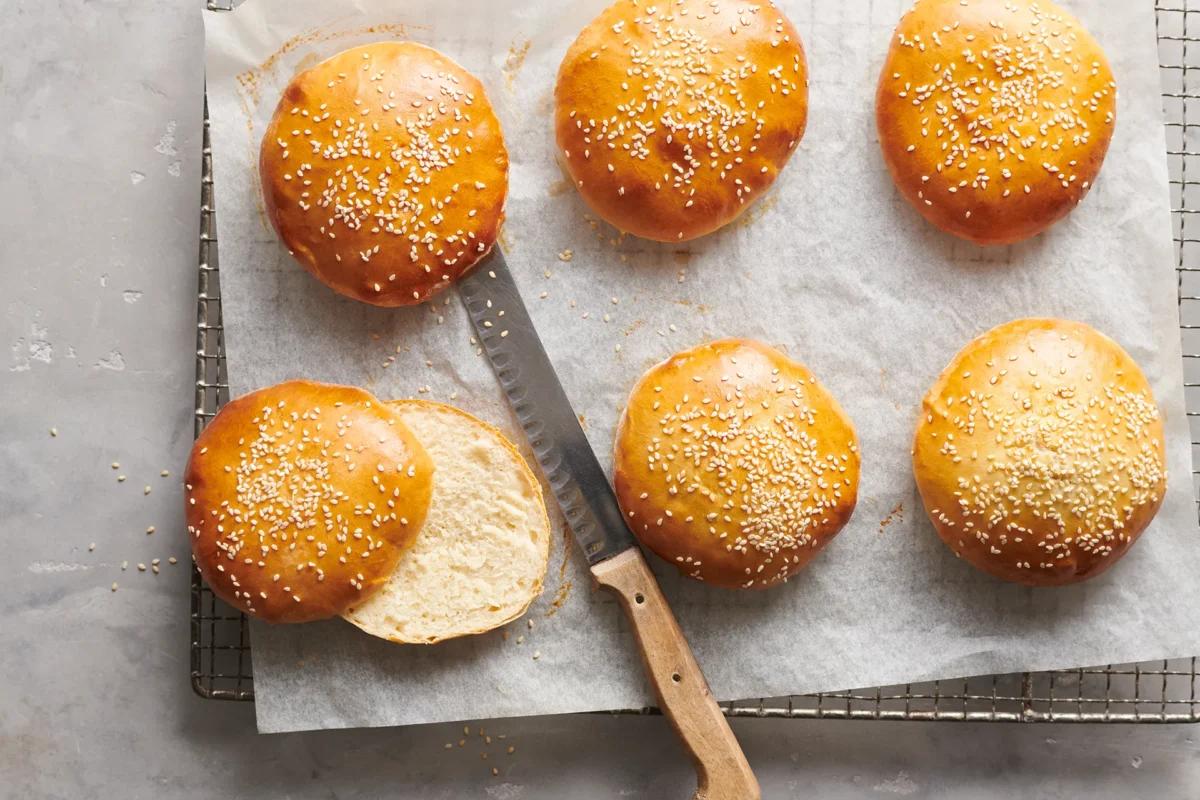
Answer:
456, 249, 759, 800
456, 250, 634, 566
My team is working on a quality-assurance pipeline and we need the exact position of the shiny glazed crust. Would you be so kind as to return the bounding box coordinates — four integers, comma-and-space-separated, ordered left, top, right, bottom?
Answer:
260, 42, 508, 306
613, 339, 860, 589
185, 380, 434, 622
913, 319, 1167, 586
554, 0, 808, 242
876, 0, 1117, 245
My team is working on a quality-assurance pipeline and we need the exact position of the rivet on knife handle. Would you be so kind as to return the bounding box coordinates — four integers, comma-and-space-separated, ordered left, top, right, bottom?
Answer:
592, 549, 761, 800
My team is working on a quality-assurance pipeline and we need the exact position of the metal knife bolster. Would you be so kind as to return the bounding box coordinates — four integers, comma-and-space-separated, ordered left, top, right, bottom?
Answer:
457, 251, 635, 565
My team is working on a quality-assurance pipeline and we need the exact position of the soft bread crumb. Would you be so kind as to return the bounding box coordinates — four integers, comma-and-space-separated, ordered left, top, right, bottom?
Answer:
343, 401, 551, 643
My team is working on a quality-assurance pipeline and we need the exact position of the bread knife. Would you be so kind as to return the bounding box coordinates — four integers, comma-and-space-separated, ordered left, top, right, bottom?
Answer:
457, 251, 760, 800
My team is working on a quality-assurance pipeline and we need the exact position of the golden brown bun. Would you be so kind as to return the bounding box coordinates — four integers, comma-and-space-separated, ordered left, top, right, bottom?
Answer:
613, 339, 859, 589
913, 319, 1167, 586
554, 0, 808, 242
876, 0, 1117, 245
185, 380, 434, 622
260, 42, 508, 306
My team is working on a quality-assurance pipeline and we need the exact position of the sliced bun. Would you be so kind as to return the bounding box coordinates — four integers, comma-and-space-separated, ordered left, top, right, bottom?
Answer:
876, 0, 1117, 245
913, 319, 1167, 586
554, 0, 808, 242
185, 381, 434, 623
260, 42, 509, 306
342, 401, 551, 644
613, 339, 860, 589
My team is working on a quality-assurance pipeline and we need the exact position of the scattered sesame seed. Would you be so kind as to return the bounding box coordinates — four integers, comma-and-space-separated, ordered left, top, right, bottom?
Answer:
265, 48, 506, 303
880, 3, 1115, 236
557, 0, 806, 235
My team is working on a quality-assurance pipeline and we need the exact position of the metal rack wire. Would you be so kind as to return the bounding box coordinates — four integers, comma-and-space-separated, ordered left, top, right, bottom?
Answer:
190, 0, 1200, 722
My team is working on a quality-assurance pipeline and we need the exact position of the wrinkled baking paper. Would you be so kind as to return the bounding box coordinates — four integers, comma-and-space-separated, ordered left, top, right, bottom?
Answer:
203, 0, 1200, 733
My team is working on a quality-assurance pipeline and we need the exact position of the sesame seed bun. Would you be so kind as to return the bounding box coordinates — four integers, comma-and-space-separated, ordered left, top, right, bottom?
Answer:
876, 0, 1117, 245
260, 42, 509, 306
613, 339, 860, 589
185, 381, 434, 623
554, 0, 809, 242
913, 319, 1167, 586
342, 401, 551, 644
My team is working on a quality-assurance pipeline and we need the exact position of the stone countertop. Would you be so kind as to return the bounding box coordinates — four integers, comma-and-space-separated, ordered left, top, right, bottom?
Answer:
1, 1, 1197, 797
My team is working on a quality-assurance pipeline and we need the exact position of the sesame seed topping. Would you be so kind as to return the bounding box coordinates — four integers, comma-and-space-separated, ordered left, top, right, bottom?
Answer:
265, 44, 507, 304
557, 0, 807, 239
915, 320, 1166, 582
618, 341, 858, 588
185, 384, 428, 617
880, 0, 1116, 238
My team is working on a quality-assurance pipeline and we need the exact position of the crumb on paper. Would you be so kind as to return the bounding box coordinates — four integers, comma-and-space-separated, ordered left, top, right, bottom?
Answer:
879, 502, 904, 534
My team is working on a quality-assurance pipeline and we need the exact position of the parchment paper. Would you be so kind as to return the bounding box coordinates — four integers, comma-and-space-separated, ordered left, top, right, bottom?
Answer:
203, 0, 1200, 734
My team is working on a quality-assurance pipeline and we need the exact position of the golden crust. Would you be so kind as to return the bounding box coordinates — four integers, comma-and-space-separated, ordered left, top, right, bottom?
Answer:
913, 319, 1167, 586
554, 0, 808, 242
185, 380, 434, 622
876, 0, 1117, 245
613, 339, 859, 589
260, 42, 508, 306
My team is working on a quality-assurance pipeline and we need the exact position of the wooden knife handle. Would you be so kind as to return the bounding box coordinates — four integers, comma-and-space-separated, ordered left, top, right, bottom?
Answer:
592, 548, 761, 800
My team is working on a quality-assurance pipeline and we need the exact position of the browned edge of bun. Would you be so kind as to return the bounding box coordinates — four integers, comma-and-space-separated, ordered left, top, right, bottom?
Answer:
875, 0, 1117, 245
613, 338, 860, 589
554, 0, 809, 242
912, 319, 1167, 586
185, 379, 434, 622
260, 42, 509, 306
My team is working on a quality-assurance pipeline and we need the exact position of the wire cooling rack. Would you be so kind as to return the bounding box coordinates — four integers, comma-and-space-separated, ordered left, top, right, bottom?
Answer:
191, 0, 1200, 722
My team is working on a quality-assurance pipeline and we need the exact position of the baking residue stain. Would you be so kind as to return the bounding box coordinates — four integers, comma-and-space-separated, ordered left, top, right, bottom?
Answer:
497, 228, 514, 253
879, 502, 904, 534
545, 579, 572, 618
735, 190, 779, 229
502, 40, 531, 92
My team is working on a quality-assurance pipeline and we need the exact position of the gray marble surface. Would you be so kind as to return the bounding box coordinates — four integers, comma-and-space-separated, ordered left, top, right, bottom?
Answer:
2, 1, 1199, 797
